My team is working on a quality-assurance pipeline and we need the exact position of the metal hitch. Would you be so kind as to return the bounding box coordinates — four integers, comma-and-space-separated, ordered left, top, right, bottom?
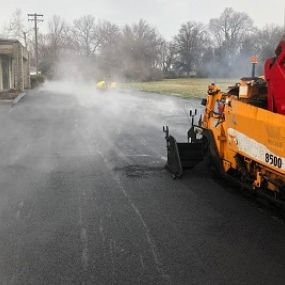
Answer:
163, 109, 206, 178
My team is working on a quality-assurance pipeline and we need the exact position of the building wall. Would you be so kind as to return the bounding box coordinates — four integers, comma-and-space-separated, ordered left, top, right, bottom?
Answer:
0, 40, 30, 92
13, 43, 23, 91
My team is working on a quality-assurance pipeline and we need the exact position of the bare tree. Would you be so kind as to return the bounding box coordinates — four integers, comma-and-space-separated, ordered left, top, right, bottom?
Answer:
5, 9, 281, 80
35, 16, 71, 77
2, 9, 32, 46
96, 21, 121, 79
255, 24, 284, 60
72, 15, 99, 57
173, 21, 207, 76
97, 20, 120, 47
156, 38, 168, 71
48, 15, 69, 51
120, 20, 162, 80
205, 8, 255, 77
209, 8, 254, 56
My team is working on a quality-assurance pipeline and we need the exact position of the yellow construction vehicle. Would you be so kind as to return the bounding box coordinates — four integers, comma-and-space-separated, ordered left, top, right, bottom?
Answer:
96, 80, 108, 90
163, 38, 285, 205
96, 80, 117, 91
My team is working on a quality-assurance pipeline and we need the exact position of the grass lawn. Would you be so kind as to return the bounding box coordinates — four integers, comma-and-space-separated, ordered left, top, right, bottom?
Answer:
120, 78, 238, 98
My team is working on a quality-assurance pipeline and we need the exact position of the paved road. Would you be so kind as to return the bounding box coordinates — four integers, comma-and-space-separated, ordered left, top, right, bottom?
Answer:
0, 81, 285, 285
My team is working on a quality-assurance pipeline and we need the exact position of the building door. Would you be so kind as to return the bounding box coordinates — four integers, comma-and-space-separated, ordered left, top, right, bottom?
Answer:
2, 57, 10, 90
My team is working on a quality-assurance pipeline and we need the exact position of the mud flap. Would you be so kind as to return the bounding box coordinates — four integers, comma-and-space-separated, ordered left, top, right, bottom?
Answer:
163, 126, 205, 178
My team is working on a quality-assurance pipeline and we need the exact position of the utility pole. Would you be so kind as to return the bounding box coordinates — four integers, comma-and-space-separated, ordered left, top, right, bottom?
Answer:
28, 13, 44, 76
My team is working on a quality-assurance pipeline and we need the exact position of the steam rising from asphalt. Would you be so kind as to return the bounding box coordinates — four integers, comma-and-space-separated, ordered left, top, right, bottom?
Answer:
37, 54, 203, 165
42, 52, 187, 121
40, 79, 201, 158
40, 79, 184, 116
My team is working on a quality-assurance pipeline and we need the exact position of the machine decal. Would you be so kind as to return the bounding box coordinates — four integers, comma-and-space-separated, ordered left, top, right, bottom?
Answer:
227, 128, 285, 171
265, 153, 282, 168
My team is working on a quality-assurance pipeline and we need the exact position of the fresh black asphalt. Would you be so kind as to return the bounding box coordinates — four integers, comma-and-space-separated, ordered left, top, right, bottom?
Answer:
0, 81, 285, 284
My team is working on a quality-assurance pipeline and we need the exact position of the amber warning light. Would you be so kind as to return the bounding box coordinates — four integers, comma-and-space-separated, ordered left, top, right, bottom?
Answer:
250, 55, 258, 64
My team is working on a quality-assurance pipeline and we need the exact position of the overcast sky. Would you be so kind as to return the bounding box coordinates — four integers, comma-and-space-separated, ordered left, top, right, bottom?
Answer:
1, 0, 285, 39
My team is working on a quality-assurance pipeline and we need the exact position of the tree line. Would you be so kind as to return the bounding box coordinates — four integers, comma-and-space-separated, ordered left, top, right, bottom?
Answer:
2, 8, 284, 80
